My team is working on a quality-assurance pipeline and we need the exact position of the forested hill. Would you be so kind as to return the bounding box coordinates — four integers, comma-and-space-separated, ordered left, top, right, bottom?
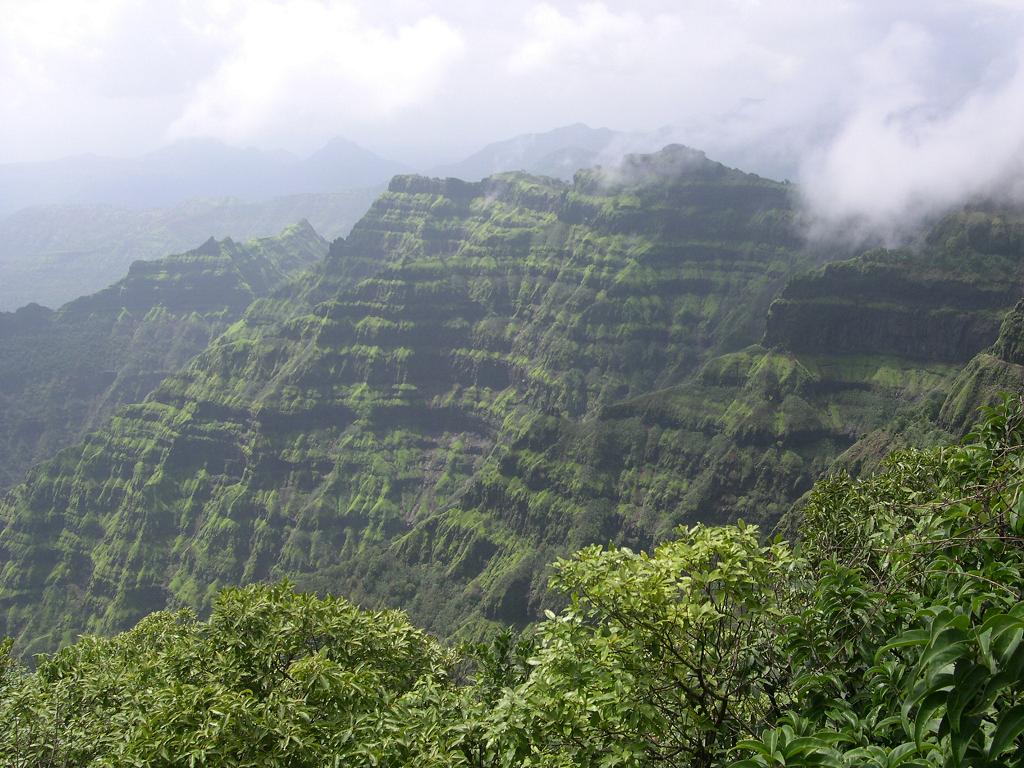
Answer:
0, 221, 327, 489
2, 146, 1024, 660
0, 145, 807, 653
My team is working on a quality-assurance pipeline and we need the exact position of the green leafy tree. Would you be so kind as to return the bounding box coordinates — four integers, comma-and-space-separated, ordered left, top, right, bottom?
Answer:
484, 523, 798, 767
0, 582, 471, 766
732, 396, 1024, 767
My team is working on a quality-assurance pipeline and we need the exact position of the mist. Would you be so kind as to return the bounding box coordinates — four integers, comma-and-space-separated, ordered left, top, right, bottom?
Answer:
2, 1, 1024, 237
799, 26, 1024, 240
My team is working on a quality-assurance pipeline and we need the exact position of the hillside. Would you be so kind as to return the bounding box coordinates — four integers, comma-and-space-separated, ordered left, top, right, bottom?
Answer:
2, 147, 1024, 657
3, 397, 1024, 765
339, 208, 1024, 630
0, 221, 327, 490
0, 189, 378, 310
0, 146, 808, 652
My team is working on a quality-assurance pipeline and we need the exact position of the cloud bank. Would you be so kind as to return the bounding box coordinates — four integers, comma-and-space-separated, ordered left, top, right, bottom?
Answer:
167, 2, 465, 148
801, 31, 1024, 236
2, 0, 1024, 234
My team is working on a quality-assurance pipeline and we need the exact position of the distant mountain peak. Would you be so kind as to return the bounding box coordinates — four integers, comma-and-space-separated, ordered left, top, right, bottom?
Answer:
196, 235, 222, 255
305, 136, 385, 161
0, 137, 404, 216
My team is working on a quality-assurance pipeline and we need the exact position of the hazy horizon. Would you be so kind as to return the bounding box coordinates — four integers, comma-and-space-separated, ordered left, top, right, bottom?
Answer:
3, 0, 1024, 232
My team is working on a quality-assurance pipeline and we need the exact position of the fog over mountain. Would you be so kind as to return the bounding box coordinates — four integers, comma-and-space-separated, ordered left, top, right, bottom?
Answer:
0, 137, 403, 215
0, 188, 380, 309
2, 1, 1023, 236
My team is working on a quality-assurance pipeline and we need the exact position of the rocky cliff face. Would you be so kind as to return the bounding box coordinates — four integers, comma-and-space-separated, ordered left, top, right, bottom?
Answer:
359, 208, 1024, 633
939, 299, 1024, 433
0, 147, 808, 652
765, 254, 1018, 363
0, 221, 326, 490
4, 148, 1024, 655
760, 208, 1024, 455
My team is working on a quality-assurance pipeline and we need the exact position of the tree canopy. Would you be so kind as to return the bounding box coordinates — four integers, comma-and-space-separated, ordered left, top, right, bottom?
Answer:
4, 398, 1024, 766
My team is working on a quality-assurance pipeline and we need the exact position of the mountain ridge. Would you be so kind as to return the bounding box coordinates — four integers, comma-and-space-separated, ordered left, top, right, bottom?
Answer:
0, 137, 405, 215
0, 189, 380, 310
3, 147, 1024, 657
0, 146, 807, 652
0, 221, 327, 491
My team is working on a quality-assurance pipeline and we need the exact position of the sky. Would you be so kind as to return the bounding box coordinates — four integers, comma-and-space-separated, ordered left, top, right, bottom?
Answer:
2, 0, 1024, 230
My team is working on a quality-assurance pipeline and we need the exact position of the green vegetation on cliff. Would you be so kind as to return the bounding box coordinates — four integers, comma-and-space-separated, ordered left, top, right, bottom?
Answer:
0, 146, 809, 652
3, 147, 1024, 661
940, 298, 1024, 434
3, 398, 1024, 766
0, 221, 328, 490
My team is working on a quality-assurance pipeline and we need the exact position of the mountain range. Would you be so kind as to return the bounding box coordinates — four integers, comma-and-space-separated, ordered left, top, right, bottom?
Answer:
0, 137, 406, 216
429, 123, 627, 181
2, 144, 1023, 657
0, 125, 652, 310
0, 221, 327, 491
0, 190, 377, 311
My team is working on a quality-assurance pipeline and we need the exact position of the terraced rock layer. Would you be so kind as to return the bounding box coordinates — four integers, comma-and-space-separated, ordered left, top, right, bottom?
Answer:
337, 208, 1024, 630
4, 149, 1024, 655
0, 222, 327, 490
0, 147, 809, 651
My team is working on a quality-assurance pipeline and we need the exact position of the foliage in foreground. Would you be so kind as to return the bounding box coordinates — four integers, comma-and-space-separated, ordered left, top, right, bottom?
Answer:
3, 398, 1024, 766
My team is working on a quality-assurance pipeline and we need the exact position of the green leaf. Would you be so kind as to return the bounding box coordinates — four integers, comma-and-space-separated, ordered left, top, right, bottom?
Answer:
879, 630, 929, 658
988, 704, 1024, 758
913, 690, 947, 748
734, 739, 774, 759
946, 663, 987, 734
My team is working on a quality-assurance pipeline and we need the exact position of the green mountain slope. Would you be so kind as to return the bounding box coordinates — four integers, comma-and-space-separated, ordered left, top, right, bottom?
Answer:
0, 146, 809, 652
5, 146, 1023, 657
940, 295, 1024, 433
332, 207, 1024, 632
0, 221, 327, 490
0, 189, 378, 310
3, 398, 1024, 766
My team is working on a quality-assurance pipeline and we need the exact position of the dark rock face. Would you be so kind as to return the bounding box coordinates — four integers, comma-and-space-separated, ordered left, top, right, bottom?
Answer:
768, 299, 1002, 363
764, 250, 1020, 363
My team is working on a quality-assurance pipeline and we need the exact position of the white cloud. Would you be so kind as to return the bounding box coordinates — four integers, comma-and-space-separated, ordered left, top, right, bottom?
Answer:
1, 0, 1023, 239
0, 0, 126, 97
508, 3, 651, 74
505, 2, 798, 97
801, 28, 1024, 236
167, 1, 465, 148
